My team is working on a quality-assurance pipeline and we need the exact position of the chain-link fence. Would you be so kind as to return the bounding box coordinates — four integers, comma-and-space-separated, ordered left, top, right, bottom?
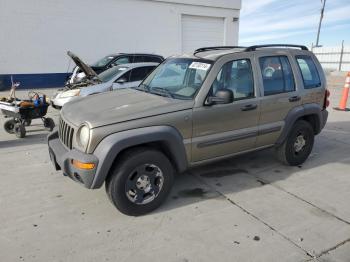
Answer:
312, 42, 350, 72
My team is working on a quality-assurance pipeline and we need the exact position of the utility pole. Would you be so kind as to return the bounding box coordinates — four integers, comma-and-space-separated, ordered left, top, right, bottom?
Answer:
316, 0, 326, 47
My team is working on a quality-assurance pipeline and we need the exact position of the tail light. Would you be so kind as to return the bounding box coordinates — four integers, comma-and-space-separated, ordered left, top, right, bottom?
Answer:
324, 89, 330, 109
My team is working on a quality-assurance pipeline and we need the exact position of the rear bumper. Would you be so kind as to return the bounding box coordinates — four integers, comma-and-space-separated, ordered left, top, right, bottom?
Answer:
48, 129, 99, 188
320, 109, 328, 132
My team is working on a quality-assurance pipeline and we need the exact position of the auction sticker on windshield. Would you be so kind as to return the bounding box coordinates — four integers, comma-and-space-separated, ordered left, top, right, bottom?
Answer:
189, 62, 211, 71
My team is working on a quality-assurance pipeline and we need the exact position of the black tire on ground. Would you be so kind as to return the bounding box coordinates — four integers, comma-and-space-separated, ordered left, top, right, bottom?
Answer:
14, 123, 26, 138
43, 118, 55, 131
105, 148, 175, 216
4, 119, 16, 134
276, 120, 314, 166
24, 119, 32, 126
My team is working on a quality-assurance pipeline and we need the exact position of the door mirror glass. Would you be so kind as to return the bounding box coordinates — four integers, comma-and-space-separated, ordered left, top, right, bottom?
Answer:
206, 89, 234, 106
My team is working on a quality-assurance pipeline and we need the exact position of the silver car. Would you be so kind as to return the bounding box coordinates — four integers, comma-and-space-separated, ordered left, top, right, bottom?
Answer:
51, 52, 158, 109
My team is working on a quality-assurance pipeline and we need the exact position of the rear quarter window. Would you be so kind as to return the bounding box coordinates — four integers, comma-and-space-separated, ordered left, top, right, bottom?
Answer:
296, 56, 321, 89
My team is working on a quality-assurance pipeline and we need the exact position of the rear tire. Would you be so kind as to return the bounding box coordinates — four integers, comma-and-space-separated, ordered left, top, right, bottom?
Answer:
105, 148, 174, 216
14, 123, 26, 138
4, 119, 16, 134
276, 120, 314, 166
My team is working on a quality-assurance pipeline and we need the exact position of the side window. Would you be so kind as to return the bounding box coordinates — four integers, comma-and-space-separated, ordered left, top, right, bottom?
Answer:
211, 59, 254, 101
116, 70, 131, 82
144, 66, 156, 76
113, 57, 130, 66
259, 56, 295, 96
145, 56, 163, 63
296, 56, 321, 89
131, 56, 145, 63
129, 67, 149, 82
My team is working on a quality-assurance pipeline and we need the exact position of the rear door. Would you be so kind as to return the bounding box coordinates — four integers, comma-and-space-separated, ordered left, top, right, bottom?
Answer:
255, 54, 302, 147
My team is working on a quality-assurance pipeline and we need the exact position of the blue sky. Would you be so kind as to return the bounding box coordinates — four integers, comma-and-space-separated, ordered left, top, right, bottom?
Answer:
239, 0, 350, 47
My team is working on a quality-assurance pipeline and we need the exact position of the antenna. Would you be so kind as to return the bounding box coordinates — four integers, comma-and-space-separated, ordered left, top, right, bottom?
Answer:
316, 0, 326, 47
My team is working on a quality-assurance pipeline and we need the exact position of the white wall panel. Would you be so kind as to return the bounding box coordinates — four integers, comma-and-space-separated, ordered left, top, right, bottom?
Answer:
0, 0, 240, 75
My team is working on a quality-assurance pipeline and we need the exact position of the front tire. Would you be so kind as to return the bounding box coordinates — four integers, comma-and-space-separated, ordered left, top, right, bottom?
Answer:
276, 120, 314, 166
106, 148, 174, 216
43, 118, 55, 131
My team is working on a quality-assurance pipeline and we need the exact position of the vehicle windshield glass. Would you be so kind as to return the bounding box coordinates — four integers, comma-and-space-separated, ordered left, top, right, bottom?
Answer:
98, 66, 129, 82
139, 58, 213, 100
92, 56, 116, 67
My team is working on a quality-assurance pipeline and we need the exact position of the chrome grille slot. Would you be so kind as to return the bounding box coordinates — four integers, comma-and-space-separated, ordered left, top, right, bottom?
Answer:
58, 117, 74, 149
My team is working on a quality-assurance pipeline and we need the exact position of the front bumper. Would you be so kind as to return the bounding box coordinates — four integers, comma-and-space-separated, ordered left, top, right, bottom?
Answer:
48, 129, 99, 188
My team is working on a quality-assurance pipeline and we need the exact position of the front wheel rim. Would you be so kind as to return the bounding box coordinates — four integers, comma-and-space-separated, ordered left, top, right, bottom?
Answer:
125, 164, 164, 205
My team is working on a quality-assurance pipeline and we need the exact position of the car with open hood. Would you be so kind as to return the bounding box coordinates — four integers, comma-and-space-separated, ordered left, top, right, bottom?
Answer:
48, 44, 329, 216
51, 52, 158, 109
68, 52, 164, 84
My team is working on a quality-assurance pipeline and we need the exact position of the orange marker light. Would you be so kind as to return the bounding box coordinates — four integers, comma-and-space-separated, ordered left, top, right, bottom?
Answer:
72, 159, 95, 170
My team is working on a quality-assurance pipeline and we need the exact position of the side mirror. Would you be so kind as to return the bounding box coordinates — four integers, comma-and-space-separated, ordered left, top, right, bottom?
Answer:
116, 78, 127, 84
206, 89, 233, 106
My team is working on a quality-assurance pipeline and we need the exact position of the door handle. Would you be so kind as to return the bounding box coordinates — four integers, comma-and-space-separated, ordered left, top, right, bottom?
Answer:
289, 96, 301, 102
241, 104, 258, 111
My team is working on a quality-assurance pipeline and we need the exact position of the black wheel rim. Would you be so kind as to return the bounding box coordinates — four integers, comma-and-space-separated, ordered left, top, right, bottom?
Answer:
125, 164, 164, 205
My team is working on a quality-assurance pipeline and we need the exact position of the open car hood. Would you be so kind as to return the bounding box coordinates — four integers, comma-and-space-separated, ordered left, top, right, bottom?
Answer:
67, 51, 98, 79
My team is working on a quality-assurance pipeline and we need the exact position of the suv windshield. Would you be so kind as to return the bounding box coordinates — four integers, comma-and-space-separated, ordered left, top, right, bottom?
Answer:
92, 56, 116, 67
98, 66, 129, 82
139, 58, 213, 100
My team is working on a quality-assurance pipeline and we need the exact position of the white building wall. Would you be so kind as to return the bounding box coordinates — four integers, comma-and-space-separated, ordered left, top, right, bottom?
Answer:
0, 0, 241, 76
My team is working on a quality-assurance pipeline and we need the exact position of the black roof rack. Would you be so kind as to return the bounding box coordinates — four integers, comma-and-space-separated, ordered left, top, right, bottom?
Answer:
194, 46, 245, 55
245, 44, 308, 51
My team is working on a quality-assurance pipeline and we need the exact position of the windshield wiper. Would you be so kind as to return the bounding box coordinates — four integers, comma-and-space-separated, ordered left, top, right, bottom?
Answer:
150, 87, 174, 98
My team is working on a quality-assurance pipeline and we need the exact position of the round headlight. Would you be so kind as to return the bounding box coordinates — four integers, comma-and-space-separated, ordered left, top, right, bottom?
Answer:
78, 125, 90, 149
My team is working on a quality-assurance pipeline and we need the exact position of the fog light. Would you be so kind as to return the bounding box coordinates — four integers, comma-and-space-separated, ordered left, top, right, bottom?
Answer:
72, 159, 95, 170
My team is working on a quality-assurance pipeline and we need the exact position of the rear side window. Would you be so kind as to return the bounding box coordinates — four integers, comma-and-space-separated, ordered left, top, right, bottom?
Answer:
132, 56, 145, 63
296, 56, 321, 89
113, 57, 130, 66
129, 67, 153, 82
259, 56, 295, 96
145, 56, 163, 63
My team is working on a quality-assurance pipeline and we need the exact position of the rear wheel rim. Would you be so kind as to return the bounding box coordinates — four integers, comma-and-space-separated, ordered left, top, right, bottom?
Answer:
294, 133, 306, 153
125, 164, 164, 205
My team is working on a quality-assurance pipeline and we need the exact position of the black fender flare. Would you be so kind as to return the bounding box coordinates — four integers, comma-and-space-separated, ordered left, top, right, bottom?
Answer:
276, 103, 327, 145
90, 126, 188, 189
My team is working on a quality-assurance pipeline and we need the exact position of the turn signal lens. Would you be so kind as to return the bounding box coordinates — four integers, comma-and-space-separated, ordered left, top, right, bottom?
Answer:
72, 159, 95, 170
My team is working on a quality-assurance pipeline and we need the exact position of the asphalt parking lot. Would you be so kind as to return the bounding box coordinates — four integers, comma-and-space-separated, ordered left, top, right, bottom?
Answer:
0, 75, 349, 262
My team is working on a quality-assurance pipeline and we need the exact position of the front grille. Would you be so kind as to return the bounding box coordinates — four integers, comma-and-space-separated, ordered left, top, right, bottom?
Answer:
59, 118, 74, 149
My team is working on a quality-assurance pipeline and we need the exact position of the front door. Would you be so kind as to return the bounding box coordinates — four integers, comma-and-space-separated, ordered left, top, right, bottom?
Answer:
192, 58, 260, 162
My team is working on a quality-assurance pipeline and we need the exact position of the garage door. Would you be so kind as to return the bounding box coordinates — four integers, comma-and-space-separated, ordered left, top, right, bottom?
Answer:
182, 15, 225, 53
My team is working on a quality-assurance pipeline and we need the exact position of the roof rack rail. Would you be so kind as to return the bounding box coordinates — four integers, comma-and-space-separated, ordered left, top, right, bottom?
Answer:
245, 44, 309, 51
194, 46, 245, 55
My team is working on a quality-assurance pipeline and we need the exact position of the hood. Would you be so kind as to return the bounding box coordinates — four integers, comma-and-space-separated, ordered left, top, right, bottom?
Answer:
67, 51, 99, 79
61, 89, 194, 128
